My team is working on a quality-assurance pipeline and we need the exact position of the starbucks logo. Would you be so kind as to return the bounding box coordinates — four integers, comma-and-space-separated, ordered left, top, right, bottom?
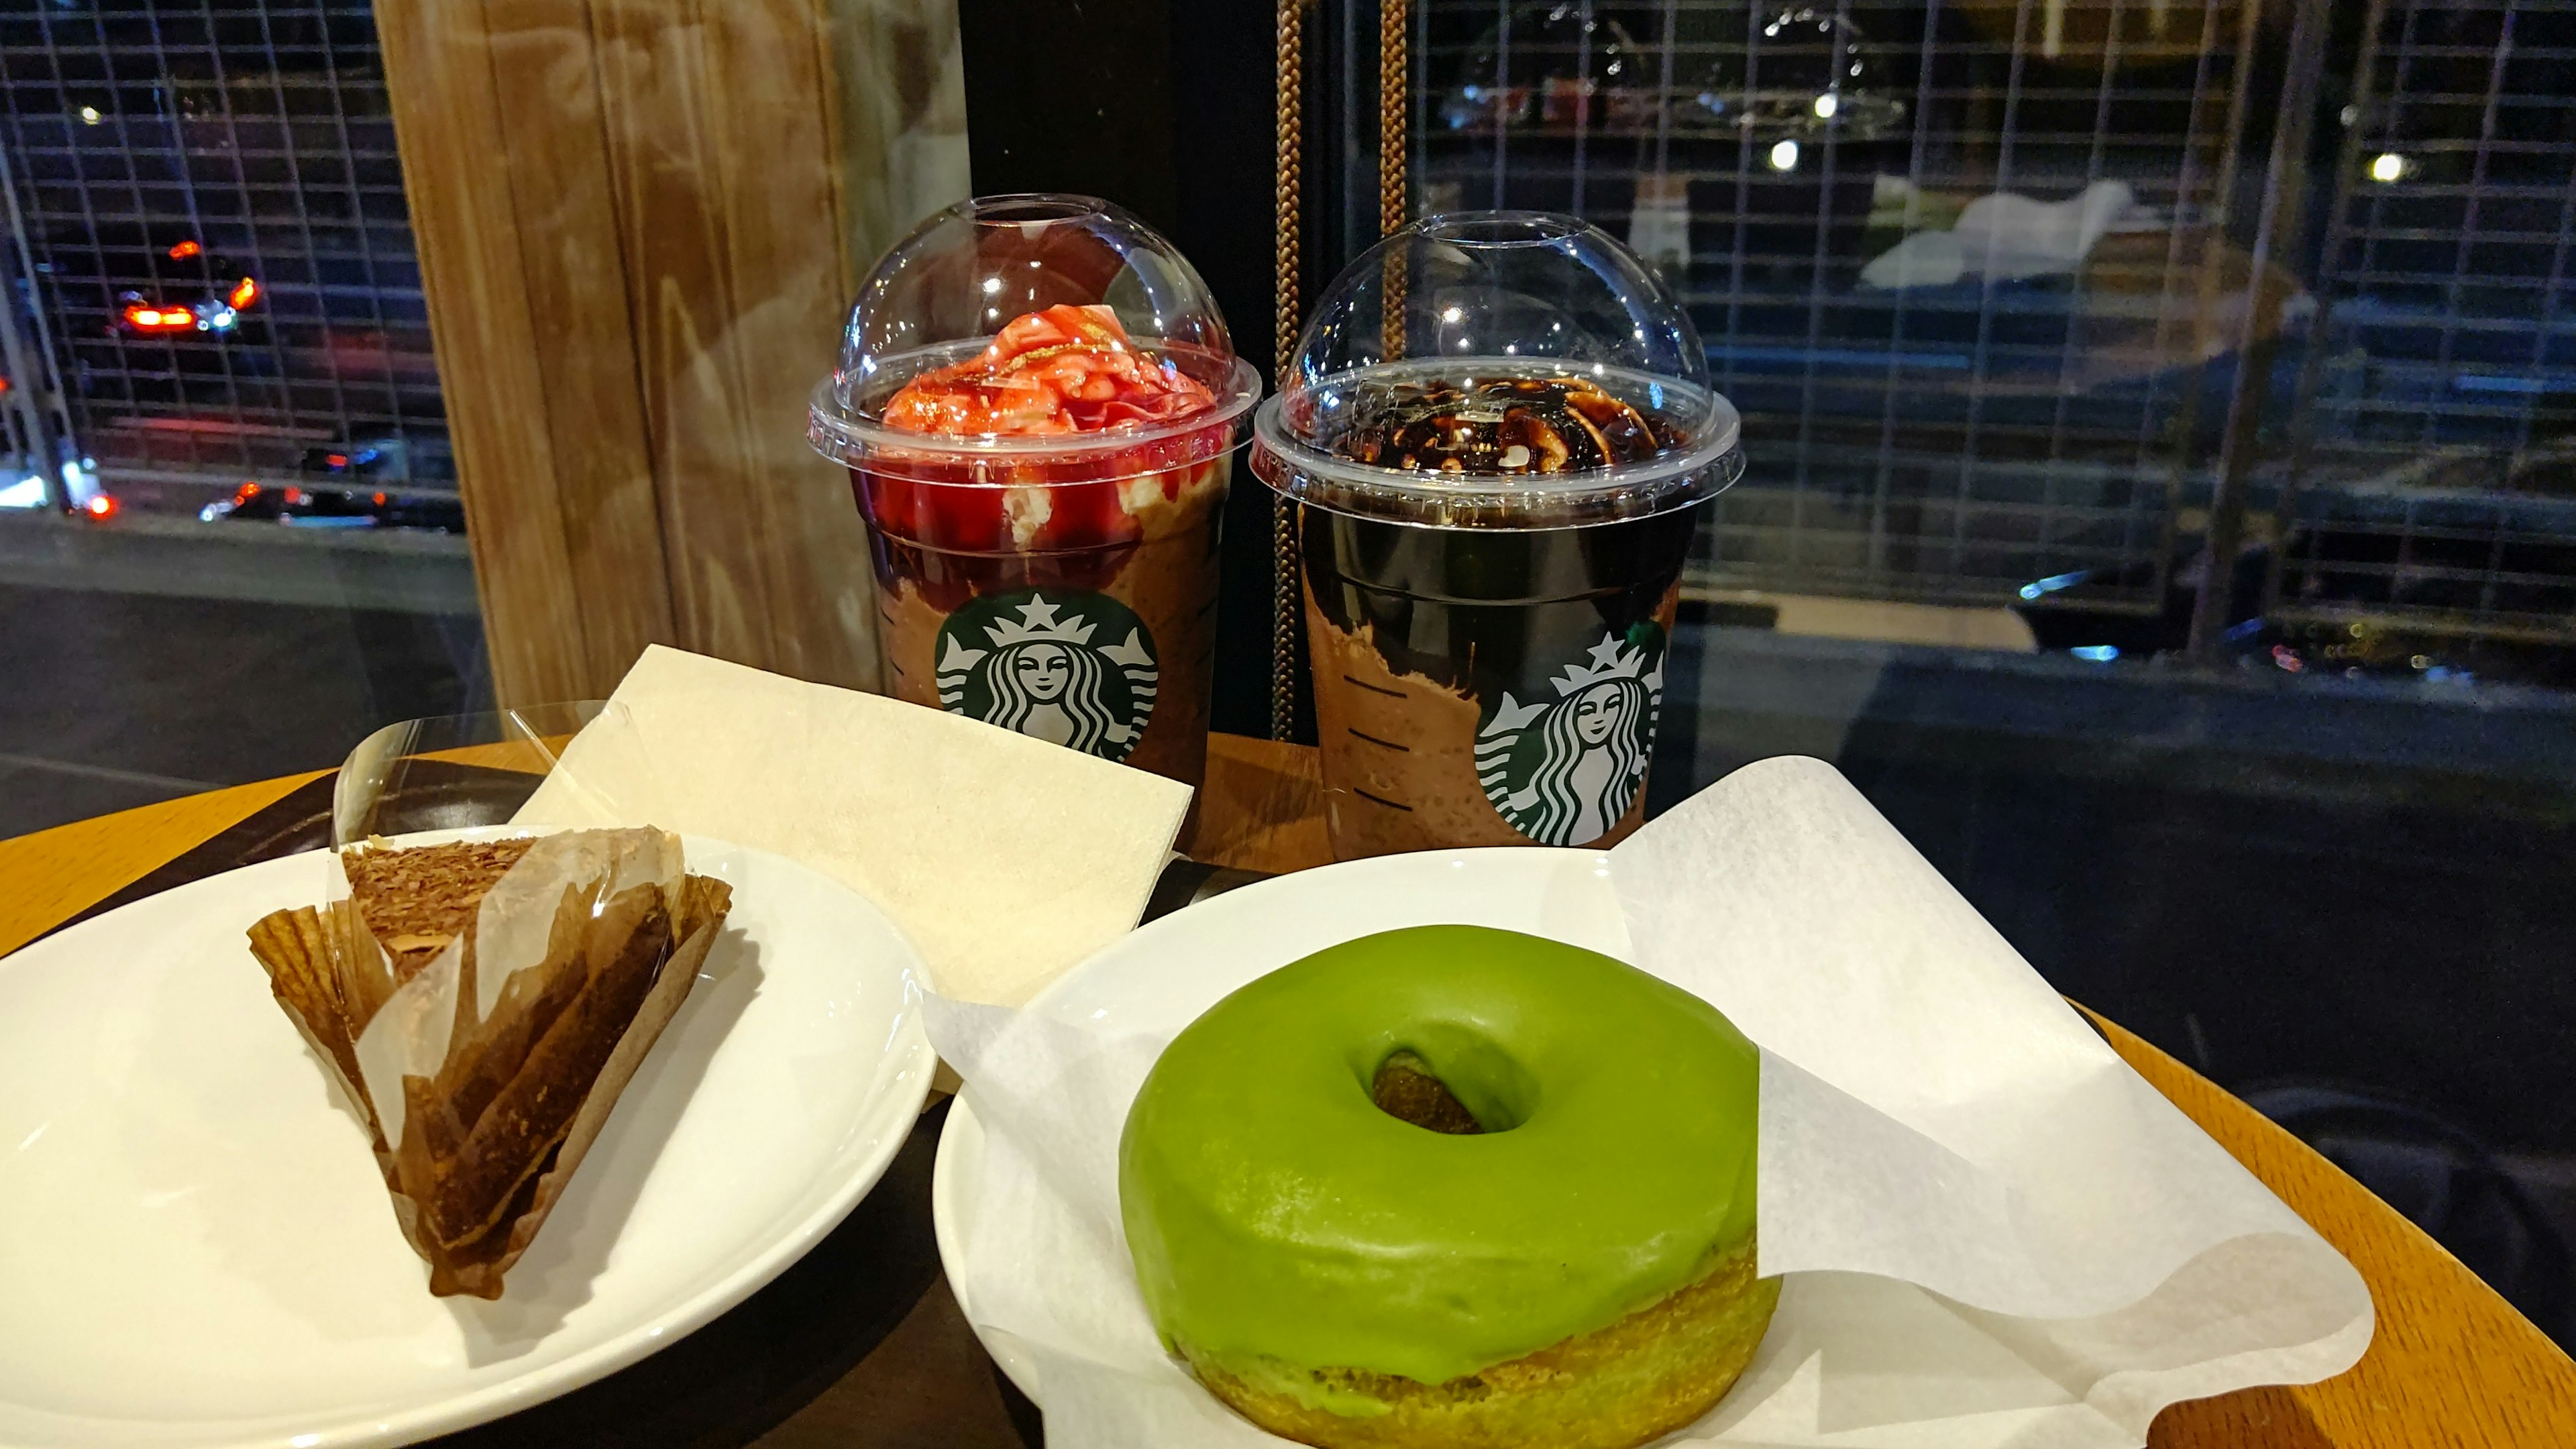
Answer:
1474, 627, 1664, 847
935, 590, 1159, 761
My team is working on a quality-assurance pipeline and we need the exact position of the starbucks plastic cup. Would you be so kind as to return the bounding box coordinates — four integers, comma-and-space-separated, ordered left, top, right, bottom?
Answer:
810, 195, 1259, 792
1251, 211, 1743, 859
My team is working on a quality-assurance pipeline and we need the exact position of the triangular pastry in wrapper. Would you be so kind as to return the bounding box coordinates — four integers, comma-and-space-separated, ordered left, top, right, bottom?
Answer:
245, 828, 732, 1299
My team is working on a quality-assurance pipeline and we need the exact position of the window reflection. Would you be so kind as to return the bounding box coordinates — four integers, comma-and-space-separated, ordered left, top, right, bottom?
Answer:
1407, 0, 2576, 1345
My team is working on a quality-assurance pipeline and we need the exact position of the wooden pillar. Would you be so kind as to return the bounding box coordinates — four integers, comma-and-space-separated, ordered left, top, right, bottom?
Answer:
379, 0, 961, 706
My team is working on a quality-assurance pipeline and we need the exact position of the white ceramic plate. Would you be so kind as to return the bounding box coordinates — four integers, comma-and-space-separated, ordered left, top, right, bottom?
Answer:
932, 845, 1623, 1403
0, 832, 936, 1449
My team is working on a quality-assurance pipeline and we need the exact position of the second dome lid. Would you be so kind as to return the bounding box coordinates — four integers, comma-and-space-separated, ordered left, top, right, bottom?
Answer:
1255, 211, 1742, 528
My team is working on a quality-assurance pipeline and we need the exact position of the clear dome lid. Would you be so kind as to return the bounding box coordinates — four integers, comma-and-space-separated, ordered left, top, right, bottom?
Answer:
810, 194, 1260, 482
1688, 3, 1907, 141
1252, 211, 1743, 528
1437, 3, 1660, 135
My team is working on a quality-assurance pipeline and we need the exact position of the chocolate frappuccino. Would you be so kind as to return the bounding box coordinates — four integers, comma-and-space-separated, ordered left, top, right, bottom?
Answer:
1254, 213, 1743, 860
811, 197, 1257, 794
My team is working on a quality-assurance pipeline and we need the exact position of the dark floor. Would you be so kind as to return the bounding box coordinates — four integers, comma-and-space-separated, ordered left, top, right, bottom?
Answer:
750, 1277, 1022, 1449
0, 580, 485, 839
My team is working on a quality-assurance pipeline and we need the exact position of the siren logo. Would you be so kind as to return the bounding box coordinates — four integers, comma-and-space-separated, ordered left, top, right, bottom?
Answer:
1474, 626, 1665, 847
934, 590, 1158, 761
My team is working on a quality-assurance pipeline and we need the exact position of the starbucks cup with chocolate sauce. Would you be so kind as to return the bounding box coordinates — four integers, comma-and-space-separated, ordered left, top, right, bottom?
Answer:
1252, 211, 1743, 860
811, 195, 1260, 794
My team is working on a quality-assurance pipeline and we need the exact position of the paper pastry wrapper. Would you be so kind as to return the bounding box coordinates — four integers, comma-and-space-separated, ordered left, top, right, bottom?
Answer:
246, 828, 733, 1299
928, 757, 2375, 1449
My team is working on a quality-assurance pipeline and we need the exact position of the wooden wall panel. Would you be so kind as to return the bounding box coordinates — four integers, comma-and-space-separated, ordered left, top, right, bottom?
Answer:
591, 0, 879, 692
702, 3, 883, 692
381, 0, 910, 706
376, 0, 672, 705
482, 3, 679, 671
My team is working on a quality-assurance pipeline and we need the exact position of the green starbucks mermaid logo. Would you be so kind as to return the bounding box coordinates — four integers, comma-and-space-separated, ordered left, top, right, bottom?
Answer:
1474, 626, 1664, 847
935, 590, 1158, 761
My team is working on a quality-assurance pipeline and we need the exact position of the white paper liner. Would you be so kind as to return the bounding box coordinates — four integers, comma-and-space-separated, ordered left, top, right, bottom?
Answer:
928, 756, 2373, 1448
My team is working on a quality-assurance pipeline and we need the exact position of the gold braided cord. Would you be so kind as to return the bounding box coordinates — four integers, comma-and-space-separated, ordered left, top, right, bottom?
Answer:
1275, 0, 1306, 378
1379, 0, 1409, 236
1378, 0, 1411, 358
1270, 0, 1306, 742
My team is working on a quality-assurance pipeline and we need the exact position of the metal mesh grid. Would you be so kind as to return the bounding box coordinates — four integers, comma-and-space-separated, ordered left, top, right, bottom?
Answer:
0, 1, 449, 508
2275, 445, 2576, 641
2273, 0, 2576, 641
2304, 0, 2576, 453
1413, 0, 2268, 609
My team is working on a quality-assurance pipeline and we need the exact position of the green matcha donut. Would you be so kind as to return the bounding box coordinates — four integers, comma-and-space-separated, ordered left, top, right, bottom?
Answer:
1120, 924, 1776, 1449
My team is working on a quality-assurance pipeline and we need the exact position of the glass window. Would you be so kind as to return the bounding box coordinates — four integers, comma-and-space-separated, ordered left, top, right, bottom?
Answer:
0, 2, 479, 836
1395, 0, 2576, 1343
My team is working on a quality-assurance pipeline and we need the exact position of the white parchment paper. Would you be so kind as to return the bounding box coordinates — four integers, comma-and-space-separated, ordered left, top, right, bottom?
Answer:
930, 755, 2373, 1448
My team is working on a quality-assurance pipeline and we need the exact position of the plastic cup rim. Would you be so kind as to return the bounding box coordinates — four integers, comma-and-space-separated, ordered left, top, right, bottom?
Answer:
948, 192, 1124, 227
809, 350, 1263, 468
1250, 359, 1743, 513
1409, 211, 1595, 248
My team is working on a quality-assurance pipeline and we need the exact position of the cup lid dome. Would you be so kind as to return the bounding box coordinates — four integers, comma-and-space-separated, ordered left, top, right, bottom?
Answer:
810, 194, 1259, 471
1254, 211, 1742, 527
1690, 3, 1907, 141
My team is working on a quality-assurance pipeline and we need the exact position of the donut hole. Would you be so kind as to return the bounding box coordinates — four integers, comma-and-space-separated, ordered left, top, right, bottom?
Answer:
1366, 1029, 1538, 1134
1371, 1052, 1484, 1134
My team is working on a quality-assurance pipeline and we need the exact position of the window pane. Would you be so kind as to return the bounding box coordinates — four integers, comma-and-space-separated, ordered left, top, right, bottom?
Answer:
0, 1, 478, 835
1403, 0, 2576, 1343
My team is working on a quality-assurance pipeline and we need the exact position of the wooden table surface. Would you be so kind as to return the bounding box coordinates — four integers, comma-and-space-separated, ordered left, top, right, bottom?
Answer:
5, 733, 2573, 1448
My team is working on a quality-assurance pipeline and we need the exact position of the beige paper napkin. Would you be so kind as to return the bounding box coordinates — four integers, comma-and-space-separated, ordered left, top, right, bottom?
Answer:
513, 645, 1193, 1006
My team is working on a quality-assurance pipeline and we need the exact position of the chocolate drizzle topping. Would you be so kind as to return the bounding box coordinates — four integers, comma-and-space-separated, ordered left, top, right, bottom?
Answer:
1325, 376, 1670, 476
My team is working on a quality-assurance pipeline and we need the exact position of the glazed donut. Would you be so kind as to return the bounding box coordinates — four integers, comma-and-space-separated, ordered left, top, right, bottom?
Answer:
1120, 924, 1774, 1449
